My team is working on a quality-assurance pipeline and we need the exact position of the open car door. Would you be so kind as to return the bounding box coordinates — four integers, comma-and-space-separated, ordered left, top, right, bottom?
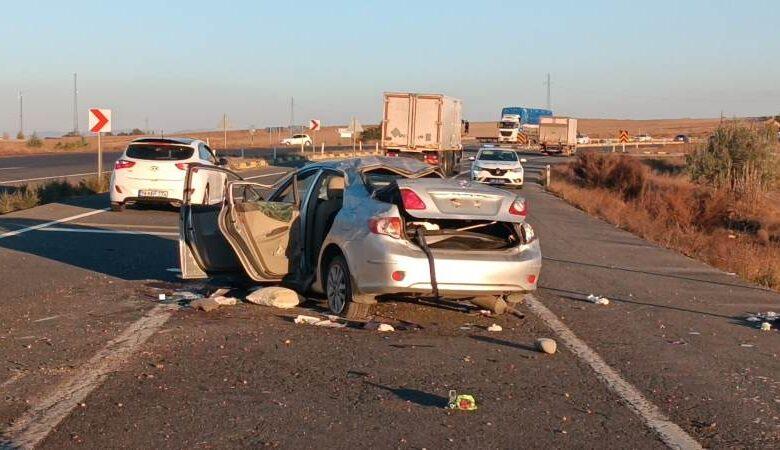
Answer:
218, 180, 301, 282
179, 164, 244, 279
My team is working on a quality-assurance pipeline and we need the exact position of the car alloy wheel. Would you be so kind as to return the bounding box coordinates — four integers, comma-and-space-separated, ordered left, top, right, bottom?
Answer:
326, 258, 349, 314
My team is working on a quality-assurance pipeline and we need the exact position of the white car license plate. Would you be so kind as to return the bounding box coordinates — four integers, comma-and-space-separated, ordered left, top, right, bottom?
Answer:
139, 189, 168, 198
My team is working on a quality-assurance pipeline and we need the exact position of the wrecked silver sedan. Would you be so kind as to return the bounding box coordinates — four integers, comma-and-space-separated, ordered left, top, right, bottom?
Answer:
179, 157, 541, 318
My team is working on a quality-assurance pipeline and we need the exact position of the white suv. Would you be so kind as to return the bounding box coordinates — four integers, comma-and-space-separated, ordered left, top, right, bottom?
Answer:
109, 138, 227, 211
281, 134, 312, 146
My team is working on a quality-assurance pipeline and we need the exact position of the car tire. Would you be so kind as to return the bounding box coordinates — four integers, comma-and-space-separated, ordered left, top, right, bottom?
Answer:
325, 255, 353, 316
110, 202, 124, 212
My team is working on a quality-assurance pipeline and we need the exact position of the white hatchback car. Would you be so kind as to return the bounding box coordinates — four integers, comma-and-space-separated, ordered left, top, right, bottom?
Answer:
280, 134, 312, 147
470, 147, 526, 188
109, 138, 227, 211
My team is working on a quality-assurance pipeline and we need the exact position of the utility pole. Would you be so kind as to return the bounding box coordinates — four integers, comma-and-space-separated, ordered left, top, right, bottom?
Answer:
545, 73, 551, 110
223, 113, 228, 149
144, 117, 149, 134
18, 91, 23, 138
72, 73, 79, 134
289, 97, 295, 136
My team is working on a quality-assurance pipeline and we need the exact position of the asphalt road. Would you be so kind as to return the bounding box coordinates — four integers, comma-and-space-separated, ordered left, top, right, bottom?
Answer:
0, 146, 351, 186
0, 156, 777, 448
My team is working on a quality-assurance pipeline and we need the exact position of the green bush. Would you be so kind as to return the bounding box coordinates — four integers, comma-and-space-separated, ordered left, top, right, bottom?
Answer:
16, 131, 25, 140
26, 132, 43, 148
361, 125, 382, 141
54, 137, 89, 150
687, 123, 779, 196
0, 175, 108, 215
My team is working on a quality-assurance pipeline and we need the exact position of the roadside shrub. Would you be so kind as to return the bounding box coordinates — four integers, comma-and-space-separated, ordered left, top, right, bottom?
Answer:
0, 175, 108, 215
16, 131, 25, 140
687, 123, 779, 196
26, 132, 44, 148
0, 187, 40, 214
54, 137, 89, 150
572, 153, 647, 200
361, 125, 382, 141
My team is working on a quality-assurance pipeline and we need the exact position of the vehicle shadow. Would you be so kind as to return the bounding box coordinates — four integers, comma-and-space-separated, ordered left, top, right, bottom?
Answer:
0, 214, 179, 282
539, 286, 740, 321
542, 256, 774, 293
469, 335, 538, 356
364, 382, 448, 408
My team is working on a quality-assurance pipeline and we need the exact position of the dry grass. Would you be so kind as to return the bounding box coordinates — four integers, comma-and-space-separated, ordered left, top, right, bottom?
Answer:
549, 153, 780, 289
0, 175, 109, 214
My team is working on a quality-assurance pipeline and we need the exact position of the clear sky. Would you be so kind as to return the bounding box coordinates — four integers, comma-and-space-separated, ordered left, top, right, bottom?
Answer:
1, 0, 778, 133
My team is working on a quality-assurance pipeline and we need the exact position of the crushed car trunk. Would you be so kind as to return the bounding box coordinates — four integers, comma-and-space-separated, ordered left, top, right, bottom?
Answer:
374, 181, 523, 251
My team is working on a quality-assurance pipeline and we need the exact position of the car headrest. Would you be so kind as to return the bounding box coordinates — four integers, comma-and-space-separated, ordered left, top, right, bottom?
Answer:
326, 176, 345, 198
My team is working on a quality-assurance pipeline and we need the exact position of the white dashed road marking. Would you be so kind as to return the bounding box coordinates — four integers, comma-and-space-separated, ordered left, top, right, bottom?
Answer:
38, 227, 178, 236
1, 304, 176, 449
524, 293, 703, 450
0, 208, 109, 240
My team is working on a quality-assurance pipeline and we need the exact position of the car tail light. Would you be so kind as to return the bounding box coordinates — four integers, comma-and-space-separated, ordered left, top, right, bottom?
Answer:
392, 271, 405, 281
386, 151, 399, 157
368, 217, 402, 239
114, 160, 135, 170
527, 274, 537, 284
509, 197, 527, 216
400, 188, 426, 210
175, 163, 188, 170
424, 153, 439, 165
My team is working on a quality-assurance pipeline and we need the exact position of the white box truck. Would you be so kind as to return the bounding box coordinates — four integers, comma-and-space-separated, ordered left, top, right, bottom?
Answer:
381, 92, 463, 176
539, 117, 578, 156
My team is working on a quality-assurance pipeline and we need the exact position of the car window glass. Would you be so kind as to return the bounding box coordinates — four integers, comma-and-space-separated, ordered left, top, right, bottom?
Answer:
273, 170, 318, 204
198, 144, 216, 163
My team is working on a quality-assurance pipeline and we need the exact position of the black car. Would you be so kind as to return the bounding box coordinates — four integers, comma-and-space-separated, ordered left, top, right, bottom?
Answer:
674, 134, 690, 143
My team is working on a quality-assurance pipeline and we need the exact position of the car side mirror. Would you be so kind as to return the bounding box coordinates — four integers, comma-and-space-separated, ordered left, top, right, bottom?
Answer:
468, 156, 475, 161
218, 157, 229, 166
520, 158, 527, 163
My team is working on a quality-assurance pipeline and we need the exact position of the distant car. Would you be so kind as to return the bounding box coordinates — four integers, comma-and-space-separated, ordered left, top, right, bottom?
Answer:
109, 138, 227, 211
470, 147, 526, 188
281, 134, 312, 146
636, 134, 652, 142
576, 133, 590, 145
179, 157, 541, 318
674, 134, 690, 143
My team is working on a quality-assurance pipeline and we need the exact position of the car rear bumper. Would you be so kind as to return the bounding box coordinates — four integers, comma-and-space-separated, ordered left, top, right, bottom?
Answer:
343, 235, 541, 295
110, 175, 185, 203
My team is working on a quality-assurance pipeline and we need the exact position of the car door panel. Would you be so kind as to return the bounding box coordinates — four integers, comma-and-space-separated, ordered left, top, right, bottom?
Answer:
179, 165, 244, 278
219, 181, 299, 282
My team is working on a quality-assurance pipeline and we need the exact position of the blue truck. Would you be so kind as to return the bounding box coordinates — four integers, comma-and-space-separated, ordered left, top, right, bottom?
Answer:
496, 107, 553, 145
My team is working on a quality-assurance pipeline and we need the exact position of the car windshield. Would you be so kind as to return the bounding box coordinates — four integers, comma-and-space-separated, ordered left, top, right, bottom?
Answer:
292, 134, 306, 138
499, 121, 518, 129
478, 150, 518, 162
125, 144, 194, 160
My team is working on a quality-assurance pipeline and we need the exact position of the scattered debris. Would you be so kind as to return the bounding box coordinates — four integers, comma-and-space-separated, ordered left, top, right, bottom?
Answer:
760, 322, 772, 332
32, 315, 59, 323
470, 297, 507, 315
293, 315, 346, 328
746, 311, 778, 323
448, 390, 478, 411
158, 294, 166, 301
212, 296, 238, 306
740, 344, 755, 348
487, 324, 502, 332
536, 338, 557, 354
165, 267, 181, 273
190, 297, 221, 312
586, 294, 610, 305
364, 322, 395, 332
246, 286, 301, 309
667, 339, 687, 345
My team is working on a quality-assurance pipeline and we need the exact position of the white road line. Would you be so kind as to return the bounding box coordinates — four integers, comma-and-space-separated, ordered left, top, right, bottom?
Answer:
70, 222, 178, 230
523, 294, 703, 450
0, 208, 109, 240
0, 171, 110, 185
0, 167, 24, 171
39, 227, 178, 237
244, 171, 289, 180
1, 304, 175, 449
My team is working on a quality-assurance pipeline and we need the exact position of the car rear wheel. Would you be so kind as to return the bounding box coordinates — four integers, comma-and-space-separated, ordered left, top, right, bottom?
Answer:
325, 255, 370, 320
110, 202, 124, 212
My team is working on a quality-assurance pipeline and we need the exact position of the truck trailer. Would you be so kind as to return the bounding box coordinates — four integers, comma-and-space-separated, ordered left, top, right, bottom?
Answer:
381, 92, 463, 176
539, 117, 578, 156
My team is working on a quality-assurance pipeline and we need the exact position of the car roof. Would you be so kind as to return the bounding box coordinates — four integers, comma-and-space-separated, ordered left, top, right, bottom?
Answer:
130, 137, 200, 146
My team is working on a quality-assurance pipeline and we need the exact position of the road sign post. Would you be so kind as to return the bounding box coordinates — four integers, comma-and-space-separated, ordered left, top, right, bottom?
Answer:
309, 119, 321, 153
619, 130, 629, 153
88, 108, 111, 184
